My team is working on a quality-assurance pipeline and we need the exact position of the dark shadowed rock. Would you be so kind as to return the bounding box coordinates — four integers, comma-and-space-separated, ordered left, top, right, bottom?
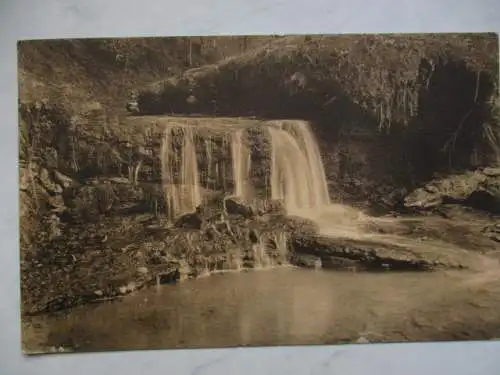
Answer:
174, 212, 203, 229
224, 196, 255, 218
404, 169, 500, 214
248, 228, 260, 244
290, 253, 322, 269
126, 101, 140, 114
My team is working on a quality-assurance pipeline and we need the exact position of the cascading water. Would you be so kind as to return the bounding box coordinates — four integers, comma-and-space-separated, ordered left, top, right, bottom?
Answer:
285, 121, 331, 207
160, 124, 201, 220
252, 231, 289, 268
268, 123, 331, 216
204, 138, 213, 189
231, 130, 252, 200
266, 120, 367, 232
157, 117, 365, 239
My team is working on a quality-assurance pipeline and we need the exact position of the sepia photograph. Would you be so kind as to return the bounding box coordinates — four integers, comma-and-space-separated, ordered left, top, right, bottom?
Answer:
18, 33, 500, 354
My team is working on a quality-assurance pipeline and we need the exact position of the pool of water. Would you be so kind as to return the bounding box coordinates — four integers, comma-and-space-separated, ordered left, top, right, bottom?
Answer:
23, 266, 500, 353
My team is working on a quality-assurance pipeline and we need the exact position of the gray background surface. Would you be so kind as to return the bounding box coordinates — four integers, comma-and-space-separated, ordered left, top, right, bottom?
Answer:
1, 0, 499, 374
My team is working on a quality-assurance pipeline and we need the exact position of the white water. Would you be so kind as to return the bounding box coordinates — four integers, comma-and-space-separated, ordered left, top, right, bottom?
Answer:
204, 138, 213, 189
160, 125, 201, 220
231, 129, 252, 200
267, 121, 336, 219
283, 120, 331, 207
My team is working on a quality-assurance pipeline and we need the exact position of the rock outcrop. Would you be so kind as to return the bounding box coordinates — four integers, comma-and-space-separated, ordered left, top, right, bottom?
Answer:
404, 168, 500, 214
290, 233, 488, 272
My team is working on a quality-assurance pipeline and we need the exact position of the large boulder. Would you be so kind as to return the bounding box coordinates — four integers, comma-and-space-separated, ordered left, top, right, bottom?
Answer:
404, 169, 500, 213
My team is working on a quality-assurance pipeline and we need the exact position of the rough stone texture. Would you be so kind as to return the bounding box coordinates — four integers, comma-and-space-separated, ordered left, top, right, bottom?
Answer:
404, 168, 500, 213
290, 233, 490, 272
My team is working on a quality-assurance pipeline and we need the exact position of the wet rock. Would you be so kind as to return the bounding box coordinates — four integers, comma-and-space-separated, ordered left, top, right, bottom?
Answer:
291, 253, 322, 269
321, 256, 361, 271
118, 282, 137, 295
282, 215, 319, 234
291, 234, 437, 271
53, 170, 75, 189
38, 167, 63, 194
156, 268, 181, 284
225, 197, 255, 218
265, 199, 287, 215
126, 101, 140, 114
94, 290, 104, 297
174, 212, 203, 229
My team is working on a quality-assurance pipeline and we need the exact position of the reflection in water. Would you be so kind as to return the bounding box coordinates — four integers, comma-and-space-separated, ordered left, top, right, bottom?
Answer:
25, 267, 500, 352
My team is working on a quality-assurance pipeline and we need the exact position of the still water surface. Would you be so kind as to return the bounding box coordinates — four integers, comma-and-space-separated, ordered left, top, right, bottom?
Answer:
25, 267, 500, 352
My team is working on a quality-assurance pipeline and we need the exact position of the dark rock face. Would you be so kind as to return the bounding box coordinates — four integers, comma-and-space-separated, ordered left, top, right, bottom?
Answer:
224, 196, 255, 218
404, 169, 500, 214
174, 211, 203, 229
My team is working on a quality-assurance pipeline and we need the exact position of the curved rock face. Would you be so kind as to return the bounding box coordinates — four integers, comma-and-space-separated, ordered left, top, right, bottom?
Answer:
404, 168, 500, 213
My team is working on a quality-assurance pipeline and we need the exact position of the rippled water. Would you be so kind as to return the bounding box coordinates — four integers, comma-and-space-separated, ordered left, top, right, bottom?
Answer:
23, 267, 500, 353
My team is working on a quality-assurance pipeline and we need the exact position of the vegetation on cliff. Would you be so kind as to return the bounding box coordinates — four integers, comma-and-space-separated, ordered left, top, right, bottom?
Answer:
136, 33, 500, 182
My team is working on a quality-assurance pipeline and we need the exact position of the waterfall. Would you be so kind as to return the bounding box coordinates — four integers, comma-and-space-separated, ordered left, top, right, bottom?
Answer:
204, 138, 212, 189
157, 118, 336, 227
287, 121, 330, 207
160, 124, 201, 220
252, 232, 289, 268
231, 130, 252, 199
268, 122, 330, 216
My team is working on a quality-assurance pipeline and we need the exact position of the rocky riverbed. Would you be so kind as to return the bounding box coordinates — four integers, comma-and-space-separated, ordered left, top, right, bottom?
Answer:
19, 159, 500, 317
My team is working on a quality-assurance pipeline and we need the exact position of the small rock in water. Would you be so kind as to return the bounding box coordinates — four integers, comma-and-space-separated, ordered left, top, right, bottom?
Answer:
137, 266, 149, 275
118, 286, 128, 295
126, 282, 137, 292
94, 290, 104, 297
